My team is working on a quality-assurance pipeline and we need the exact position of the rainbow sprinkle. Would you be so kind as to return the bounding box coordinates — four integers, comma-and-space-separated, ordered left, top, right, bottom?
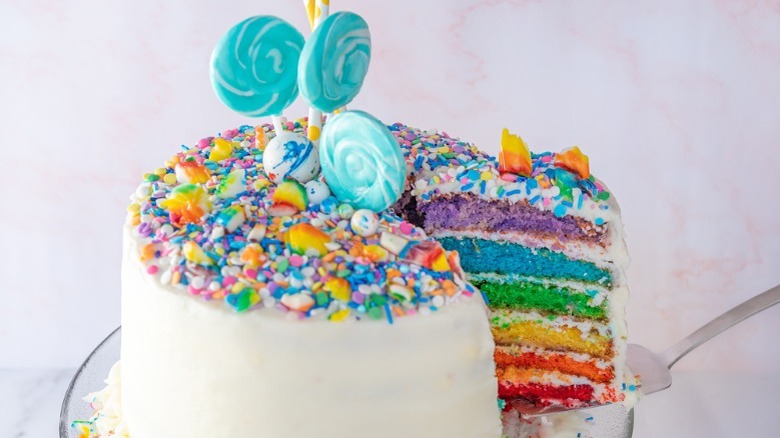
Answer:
128, 119, 473, 322
394, 123, 611, 224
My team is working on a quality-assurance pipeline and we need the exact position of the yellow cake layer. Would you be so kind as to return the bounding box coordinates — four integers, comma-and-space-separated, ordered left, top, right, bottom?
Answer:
491, 320, 613, 359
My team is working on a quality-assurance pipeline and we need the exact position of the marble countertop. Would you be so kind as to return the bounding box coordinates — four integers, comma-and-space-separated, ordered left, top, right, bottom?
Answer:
2, 368, 777, 438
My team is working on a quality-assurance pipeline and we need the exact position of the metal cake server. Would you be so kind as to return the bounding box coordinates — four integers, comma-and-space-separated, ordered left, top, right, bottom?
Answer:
513, 283, 780, 417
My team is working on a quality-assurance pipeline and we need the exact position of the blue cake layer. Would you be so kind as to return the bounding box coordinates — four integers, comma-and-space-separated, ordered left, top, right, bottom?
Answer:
437, 237, 612, 286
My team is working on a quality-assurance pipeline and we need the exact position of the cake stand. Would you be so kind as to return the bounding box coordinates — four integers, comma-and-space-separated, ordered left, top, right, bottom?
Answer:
59, 328, 633, 437
60, 327, 120, 438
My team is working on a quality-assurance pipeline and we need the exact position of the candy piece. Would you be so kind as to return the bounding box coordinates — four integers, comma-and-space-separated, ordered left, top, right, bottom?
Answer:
182, 241, 214, 265
350, 209, 379, 236
159, 184, 211, 226
388, 284, 413, 302
255, 126, 268, 150
447, 250, 466, 281
285, 223, 331, 256
174, 159, 211, 184
231, 288, 260, 312
319, 111, 405, 212
399, 240, 450, 272
271, 180, 308, 215
240, 243, 265, 267
216, 205, 246, 232
329, 308, 350, 322
555, 146, 590, 179
262, 132, 319, 184
379, 231, 409, 255
304, 180, 330, 206
337, 203, 355, 219
324, 277, 351, 301
209, 137, 234, 162
215, 168, 246, 199
499, 128, 532, 177
281, 293, 315, 312
247, 224, 267, 241
210, 16, 305, 117
361, 244, 388, 262
267, 203, 299, 217
298, 12, 371, 113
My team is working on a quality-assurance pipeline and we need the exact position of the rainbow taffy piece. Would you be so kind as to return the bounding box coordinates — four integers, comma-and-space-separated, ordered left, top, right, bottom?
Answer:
298, 12, 371, 113
182, 241, 214, 266
285, 223, 331, 256
324, 277, 351, 301
159, 183, 211, 226
399, 240, 451, 272
555, 146, 590, 179
270, 180, 308, 216
319, 111, 405, 212
498, 128, 532, 177
175, 158, 211, 184
210, 16, 305, 117
216, 205, 246, 232
209, 137, 234, 162
215, 168, 247, 199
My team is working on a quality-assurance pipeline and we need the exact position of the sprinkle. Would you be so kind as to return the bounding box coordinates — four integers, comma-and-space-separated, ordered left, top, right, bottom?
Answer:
125, 120, 475, 323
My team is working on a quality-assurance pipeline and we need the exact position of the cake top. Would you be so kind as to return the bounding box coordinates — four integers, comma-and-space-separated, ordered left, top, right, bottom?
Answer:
128, 119, 476, 321
394, 123, 618, 225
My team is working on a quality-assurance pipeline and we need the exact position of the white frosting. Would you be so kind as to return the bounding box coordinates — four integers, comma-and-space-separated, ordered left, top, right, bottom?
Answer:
81, 361, 129, 437
120, 226, 502, 438
409, 156, 622, 225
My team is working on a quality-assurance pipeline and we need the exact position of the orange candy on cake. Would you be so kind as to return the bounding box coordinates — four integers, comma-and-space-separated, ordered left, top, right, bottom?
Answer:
498, 128, 532, 177
554, 146, 590, 179
159, 183, 212, 226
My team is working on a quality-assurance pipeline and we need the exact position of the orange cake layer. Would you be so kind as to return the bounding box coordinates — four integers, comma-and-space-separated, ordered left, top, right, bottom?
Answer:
494, 347, 613, 384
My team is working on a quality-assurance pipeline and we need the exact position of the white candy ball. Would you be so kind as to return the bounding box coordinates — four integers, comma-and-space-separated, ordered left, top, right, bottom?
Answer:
350, 209, 380, 237
304, 180, 331, 206
262, 132, 319, 184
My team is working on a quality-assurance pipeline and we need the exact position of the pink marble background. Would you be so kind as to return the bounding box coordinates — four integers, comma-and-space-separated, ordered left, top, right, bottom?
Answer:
1, 0, 778, 372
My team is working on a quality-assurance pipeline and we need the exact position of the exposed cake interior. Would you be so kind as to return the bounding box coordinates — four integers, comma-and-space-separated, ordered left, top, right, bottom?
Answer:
392, 123, 636, 408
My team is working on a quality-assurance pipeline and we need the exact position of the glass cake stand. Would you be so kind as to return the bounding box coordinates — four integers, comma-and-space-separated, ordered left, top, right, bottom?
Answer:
60, 327, 120, 438
60, 328, 633, 438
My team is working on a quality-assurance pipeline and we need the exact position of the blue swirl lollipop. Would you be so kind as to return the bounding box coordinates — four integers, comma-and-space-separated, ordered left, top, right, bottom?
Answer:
210, 16, 305, 117
319, 111, 406, 212
298, 12, 371, 113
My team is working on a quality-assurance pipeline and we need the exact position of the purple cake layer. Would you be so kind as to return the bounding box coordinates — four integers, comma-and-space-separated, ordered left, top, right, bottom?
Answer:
417, 194, 607, 245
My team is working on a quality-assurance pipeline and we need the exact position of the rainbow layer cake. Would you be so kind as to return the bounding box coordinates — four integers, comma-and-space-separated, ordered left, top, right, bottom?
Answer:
395, 125, 635, 408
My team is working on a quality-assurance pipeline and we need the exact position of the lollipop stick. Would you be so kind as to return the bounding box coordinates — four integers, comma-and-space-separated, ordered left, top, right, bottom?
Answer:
303, 0, 316, 29
272, 116, 284, 135
306, 0, 330, 146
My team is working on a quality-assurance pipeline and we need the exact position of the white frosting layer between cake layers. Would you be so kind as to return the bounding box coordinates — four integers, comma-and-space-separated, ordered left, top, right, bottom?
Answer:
120, 226, 502, 438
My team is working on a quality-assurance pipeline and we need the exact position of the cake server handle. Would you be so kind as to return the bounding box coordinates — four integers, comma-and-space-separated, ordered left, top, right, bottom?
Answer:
660, 283, 780, 368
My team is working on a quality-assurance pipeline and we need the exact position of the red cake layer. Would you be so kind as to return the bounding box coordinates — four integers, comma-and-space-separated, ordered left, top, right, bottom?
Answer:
498, 382, 594, 406
494, 348, 614, 384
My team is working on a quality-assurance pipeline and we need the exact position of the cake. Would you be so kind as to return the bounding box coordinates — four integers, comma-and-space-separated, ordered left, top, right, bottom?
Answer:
77, 121, 633, 438
74, 5, 636, 438
75, 120, 502, 438
395, 124, 635, 408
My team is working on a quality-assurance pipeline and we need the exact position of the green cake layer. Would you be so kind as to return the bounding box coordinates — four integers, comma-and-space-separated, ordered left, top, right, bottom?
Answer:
473, 280, 608, 320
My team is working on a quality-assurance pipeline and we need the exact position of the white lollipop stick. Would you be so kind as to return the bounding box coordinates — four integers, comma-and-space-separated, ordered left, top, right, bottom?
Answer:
272, 116, 284, 135
306, 0, 330, 146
